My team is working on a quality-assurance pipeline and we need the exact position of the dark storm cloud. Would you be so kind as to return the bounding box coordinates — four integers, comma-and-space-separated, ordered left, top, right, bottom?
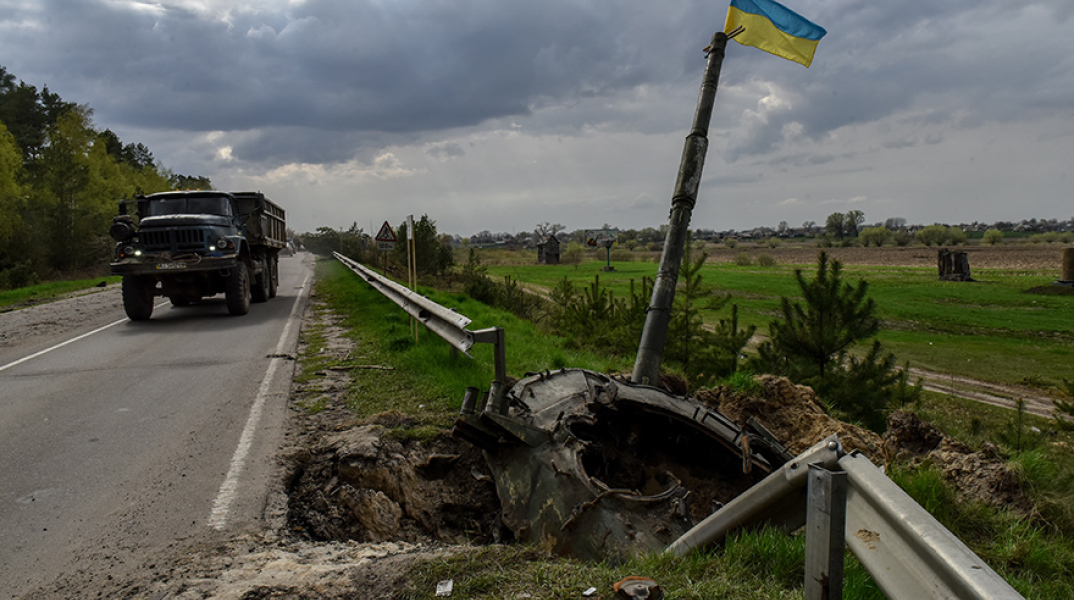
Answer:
2, 0, 1071, 175
0, 0, 730, 166
3, 0, 700, 134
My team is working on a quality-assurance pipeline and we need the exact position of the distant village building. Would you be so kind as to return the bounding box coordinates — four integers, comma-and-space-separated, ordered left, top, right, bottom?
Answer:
537, 234, 560, 265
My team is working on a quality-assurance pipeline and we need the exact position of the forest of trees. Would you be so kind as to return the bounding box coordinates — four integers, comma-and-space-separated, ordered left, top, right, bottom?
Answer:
0, 65, 210, 289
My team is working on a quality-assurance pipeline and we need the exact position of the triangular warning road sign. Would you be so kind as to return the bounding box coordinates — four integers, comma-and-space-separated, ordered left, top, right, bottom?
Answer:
375, 221, 396, 242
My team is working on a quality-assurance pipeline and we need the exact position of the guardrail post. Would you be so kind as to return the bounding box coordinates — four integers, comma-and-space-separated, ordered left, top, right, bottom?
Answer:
805, 463, 848, 600
473, 327, 507, 414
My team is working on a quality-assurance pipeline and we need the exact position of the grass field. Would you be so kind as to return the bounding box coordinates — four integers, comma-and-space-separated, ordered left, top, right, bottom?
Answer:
481, 246, 1074, 391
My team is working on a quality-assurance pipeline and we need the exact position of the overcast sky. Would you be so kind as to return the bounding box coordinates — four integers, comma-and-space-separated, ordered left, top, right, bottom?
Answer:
2, 0, 1072, 236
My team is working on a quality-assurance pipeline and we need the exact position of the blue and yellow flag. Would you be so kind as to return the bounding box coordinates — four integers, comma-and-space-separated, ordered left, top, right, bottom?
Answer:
725, 0, 826, 67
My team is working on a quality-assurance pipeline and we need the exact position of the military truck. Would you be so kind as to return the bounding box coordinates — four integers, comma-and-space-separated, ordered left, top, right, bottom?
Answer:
109, 190, 286, 320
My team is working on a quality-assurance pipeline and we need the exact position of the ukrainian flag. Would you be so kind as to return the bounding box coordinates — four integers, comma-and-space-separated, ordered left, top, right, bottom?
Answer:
725, 0, 827, 67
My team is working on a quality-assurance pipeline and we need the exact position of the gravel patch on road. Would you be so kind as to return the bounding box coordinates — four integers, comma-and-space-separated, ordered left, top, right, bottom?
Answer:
0, 284, 121, 349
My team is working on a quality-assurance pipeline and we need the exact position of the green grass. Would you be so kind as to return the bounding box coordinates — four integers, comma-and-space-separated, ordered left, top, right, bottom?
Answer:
0, 275, 119, 310
486, 259, 1074, 389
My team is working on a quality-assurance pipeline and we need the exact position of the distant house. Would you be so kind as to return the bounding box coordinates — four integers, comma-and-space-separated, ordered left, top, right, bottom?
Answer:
536, 234, 560, 265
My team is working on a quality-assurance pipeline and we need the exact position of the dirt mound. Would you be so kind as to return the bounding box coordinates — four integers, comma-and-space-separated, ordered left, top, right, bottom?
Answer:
285, 419, 505, 545
883, 411, 1032, 512
696, 375, 883, 460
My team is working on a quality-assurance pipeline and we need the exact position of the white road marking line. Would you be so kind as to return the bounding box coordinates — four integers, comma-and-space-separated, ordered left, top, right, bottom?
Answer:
207, 272, 311, 530
0, 298, 167, 372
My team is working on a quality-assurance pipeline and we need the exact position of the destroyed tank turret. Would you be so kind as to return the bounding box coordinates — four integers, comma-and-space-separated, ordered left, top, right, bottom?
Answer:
454, 368, 791, 562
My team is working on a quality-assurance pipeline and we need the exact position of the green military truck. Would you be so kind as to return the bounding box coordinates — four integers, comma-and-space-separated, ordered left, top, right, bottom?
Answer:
109, 190, 287, 320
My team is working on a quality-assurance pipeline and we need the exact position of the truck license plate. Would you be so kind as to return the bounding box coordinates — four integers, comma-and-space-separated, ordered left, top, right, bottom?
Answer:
156, 263, 187, 270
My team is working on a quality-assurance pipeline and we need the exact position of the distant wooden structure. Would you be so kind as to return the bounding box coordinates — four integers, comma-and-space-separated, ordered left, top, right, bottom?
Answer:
537, 235, 560, 264
1061, 248, 1074, 283
938, 249, 973, 281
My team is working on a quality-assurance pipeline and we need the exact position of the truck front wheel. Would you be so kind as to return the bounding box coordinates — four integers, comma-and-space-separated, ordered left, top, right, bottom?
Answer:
122, 275, 155, 321
225, 263, 251, 316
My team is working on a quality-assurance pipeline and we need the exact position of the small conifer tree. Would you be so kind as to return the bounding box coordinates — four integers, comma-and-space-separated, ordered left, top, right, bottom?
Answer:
751, 251, 919, 431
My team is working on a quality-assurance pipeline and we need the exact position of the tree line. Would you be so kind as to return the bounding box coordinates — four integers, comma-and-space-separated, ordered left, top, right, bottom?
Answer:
0, 65, 210, 289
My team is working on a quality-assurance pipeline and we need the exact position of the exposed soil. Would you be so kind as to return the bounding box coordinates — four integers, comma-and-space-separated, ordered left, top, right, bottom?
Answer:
696, 374, 884, 460
884, 410, 1032, 512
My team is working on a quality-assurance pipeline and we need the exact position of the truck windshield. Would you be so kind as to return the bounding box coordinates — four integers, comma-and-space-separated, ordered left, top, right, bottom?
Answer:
146, 196, 232, 217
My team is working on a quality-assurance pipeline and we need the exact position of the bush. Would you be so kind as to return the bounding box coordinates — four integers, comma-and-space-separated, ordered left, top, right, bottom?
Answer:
0, 261, 41, 290
733, 252, 752, 266
859, 226, 892, 247
756, 254, 777, 267
724, 238, 738, 249
610, 248, 634, 262
460, 249, 497, 305
764, 236, 781, 249
982, 228, 1004, 245
561, 241, 585, 264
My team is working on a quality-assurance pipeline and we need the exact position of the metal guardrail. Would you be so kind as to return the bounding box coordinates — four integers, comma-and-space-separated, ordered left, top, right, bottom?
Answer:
332, 252, 507, 389
838, 452, 1024, 600
667, 436, 1025, 600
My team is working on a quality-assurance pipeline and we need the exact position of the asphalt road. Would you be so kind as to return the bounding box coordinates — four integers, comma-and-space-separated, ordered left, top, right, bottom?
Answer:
0, 253, 313, 599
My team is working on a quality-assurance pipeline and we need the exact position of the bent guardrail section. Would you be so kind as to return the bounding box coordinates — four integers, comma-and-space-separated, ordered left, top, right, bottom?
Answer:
668, 436, 1025, 600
